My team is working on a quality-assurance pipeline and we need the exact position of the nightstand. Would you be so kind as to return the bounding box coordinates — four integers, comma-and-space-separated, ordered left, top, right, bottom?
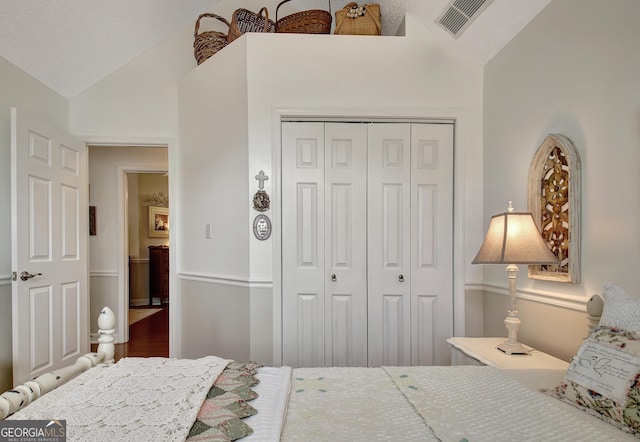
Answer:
447, 337, 569, 370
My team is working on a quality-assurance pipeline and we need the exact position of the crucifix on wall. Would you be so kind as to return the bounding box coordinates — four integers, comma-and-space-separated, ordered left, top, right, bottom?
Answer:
253, 170, 270, 212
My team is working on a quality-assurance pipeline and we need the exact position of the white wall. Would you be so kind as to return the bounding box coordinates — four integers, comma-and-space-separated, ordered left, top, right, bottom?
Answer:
177, 15, 485, 364
88, 146, 168, 336
483, 0, 640, 360
69, 0, 272, 138
0, 55, 69, 391
178, 37, 251, 359
70, 1, 249, 357
246, 16, 485, 281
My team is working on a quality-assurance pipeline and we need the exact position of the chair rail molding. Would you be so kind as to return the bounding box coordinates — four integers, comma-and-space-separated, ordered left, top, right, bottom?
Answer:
178, 271, 273, 289
89, 270, 119, 278
479, 282, 588, 312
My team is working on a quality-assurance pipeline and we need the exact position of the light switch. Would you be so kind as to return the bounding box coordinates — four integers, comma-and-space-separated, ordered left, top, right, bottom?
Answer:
205, 223, 211, 239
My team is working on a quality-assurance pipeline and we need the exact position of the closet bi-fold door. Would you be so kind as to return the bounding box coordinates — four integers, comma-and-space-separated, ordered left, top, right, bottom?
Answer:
367, 123, 454, 366
409, 123, 454, 366
367, 123, 412, 366
282, 122, 368, 368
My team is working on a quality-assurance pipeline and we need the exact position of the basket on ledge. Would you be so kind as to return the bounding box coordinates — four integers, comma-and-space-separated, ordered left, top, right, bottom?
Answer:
193, 13, 230, 65
227, 7, 276, 43
275, 0, 332, 34
334, 2, 382, 36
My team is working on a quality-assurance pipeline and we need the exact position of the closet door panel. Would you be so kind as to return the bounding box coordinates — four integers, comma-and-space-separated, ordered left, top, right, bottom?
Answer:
324, 123, 368, 367
297, 184, 319, 266
416, 295, 437, 365
282, 122, 325, 367
330, 294, 354, 366
296, 294, 321, 367
367, 123, 411, 367
383, 184, 404, 266
382, 295, 406, 365
411, 123, 454, 366
416, 185, 437, 267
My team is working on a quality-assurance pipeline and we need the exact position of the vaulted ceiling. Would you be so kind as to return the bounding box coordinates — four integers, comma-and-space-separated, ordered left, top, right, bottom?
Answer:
0, 0, 550, 99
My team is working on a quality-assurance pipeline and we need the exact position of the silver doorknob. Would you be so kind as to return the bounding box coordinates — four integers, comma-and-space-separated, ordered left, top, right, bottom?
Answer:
331, 274, 337, 282
20, 271, 42, 281
398, 274, 405, 282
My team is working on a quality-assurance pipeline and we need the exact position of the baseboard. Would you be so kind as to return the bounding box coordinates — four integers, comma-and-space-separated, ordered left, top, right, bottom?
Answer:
130, 298, 149, 307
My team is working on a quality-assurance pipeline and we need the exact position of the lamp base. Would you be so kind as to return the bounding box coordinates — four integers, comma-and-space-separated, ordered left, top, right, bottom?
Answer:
497, 341, 531, 355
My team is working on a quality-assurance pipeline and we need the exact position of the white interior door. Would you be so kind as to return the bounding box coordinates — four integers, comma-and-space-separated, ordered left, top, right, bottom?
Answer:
410, 123, 454, 366
367, 123, 412, 366
323, 123, 367, 367
282, 122, 326, 367
11, 108, 89, 385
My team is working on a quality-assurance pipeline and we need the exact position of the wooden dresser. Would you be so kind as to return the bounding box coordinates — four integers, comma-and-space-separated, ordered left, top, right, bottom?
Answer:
148, 245, 169, 305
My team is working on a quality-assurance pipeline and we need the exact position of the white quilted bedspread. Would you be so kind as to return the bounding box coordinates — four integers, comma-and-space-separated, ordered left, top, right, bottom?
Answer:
384, 365, 637, 442
10, 356, 230, 442
281, 367, 436, 441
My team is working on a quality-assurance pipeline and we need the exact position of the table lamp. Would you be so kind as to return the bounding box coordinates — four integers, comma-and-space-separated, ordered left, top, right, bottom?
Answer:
472, 201, 559, 354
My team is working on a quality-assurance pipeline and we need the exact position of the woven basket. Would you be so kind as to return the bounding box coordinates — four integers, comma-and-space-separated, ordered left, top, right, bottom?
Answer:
227, 7, 276, 43
334, 2, 381, 36
276, 0, 332, 34
193, 13, 231, 65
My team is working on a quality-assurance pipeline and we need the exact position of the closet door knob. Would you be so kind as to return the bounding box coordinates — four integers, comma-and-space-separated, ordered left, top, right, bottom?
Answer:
398, 274, 405, 282
331, 274, 337, 282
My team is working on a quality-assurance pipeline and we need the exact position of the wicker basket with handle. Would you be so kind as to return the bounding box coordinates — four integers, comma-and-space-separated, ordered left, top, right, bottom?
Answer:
193, 13, 231, 65
276, 0, 332, 34
227, 7, 276, 43
334, 2, 381, 36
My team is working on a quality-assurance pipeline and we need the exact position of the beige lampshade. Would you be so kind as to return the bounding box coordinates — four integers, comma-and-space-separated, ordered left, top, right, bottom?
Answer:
472, 211, 559, 265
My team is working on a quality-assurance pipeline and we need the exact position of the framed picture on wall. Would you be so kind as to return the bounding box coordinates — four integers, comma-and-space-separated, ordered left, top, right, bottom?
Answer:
148, 206, 169, 238
89, 206, 97, 235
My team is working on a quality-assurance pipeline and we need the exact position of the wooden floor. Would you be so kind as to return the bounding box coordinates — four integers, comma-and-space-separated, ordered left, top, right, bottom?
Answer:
92, 306, 169, 361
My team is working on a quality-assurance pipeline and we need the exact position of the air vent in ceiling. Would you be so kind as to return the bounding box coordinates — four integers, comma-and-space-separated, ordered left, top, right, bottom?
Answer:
437, 0, 493, 38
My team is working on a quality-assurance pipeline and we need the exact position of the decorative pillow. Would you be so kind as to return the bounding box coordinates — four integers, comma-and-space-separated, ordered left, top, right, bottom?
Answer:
600, 283, 640, 333
543, 326, 640, 436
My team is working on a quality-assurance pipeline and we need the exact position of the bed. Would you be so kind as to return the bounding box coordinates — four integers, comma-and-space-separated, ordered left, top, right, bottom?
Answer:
2, 283, 640, 441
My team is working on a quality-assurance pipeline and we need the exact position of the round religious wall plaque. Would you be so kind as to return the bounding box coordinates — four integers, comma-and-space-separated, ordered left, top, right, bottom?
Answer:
253, 214, 271, 241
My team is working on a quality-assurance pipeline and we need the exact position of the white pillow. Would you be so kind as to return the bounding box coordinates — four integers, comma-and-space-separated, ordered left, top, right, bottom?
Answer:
599, 282, 640, 333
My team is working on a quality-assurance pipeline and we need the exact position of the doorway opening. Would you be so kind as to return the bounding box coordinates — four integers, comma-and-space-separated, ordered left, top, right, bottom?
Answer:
88, 145, 169, 359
